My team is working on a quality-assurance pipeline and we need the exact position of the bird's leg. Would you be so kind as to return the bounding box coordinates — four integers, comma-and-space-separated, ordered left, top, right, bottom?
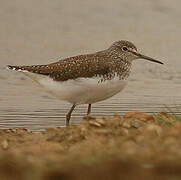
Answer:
87, 104, 91, 115
66, 104, 76, 126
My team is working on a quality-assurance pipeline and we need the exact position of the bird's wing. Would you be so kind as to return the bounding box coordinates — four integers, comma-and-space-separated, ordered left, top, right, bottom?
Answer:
7, 51, 111, 82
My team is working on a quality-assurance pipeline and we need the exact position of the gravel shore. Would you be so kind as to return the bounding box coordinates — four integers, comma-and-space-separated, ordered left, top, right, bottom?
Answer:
0, 112, 181, 179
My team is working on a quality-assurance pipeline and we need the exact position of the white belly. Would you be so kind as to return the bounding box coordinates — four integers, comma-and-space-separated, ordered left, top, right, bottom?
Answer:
23, 72, 128, 104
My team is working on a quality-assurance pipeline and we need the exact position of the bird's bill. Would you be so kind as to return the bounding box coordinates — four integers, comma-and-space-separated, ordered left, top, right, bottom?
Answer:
131, 51, 164, 65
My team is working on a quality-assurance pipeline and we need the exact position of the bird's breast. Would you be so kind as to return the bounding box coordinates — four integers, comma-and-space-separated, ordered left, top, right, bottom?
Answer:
37, 75, 128, 104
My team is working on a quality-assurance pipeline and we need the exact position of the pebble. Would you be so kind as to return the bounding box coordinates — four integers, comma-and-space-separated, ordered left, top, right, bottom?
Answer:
95, 118, 106, 126
131, 121, 143, 128
122, 121, 131, 128
89, 120, 102, 127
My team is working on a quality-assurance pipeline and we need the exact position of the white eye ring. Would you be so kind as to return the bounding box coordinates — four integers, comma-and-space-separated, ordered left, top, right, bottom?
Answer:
122, 46, 128, 51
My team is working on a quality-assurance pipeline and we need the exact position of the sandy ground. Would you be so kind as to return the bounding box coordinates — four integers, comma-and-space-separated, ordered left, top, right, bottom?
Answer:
0, 112, 181, 179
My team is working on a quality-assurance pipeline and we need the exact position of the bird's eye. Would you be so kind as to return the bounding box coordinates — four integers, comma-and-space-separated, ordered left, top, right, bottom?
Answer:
122, 46, 128, 51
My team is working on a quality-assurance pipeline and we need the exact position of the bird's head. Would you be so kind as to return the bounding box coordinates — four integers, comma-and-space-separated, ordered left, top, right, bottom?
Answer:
110, 40, 163, 65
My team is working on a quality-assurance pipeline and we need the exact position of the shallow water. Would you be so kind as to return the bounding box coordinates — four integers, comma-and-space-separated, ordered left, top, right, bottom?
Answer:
0, 0, 181, 130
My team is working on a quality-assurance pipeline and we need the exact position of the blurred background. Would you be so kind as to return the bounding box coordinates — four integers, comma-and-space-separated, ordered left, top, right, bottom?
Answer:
0, 0, 181, 130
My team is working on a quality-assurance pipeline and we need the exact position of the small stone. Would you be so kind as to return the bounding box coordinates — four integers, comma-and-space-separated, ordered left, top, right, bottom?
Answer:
95, 118, 106, 126
89, 120, 102, 127
10, 129, 17, 133
131, 121, 143, 128
4, 129, 11, 133
122, 121, 131, 128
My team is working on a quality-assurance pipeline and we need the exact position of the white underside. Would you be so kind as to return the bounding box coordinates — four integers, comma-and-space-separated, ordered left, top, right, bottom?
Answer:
21, 71, 128, 104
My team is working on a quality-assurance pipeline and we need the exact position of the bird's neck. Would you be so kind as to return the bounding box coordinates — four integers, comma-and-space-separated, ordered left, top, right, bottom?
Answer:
104, 49, 132, 80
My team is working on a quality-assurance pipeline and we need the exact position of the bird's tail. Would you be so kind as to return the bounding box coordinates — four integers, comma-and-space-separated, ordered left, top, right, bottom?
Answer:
6, 65, 51, 75
7, 65, 26, 71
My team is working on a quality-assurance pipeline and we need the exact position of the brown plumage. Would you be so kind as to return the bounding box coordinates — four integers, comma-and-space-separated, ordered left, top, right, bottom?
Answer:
7, 41, 135, 82
7, 52, 111, 81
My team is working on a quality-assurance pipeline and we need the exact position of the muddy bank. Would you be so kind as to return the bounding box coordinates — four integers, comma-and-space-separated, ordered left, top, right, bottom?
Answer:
0, 112, 181, 179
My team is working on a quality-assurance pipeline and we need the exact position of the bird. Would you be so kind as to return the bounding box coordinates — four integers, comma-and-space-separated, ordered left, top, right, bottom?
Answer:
7, 40, 163, 126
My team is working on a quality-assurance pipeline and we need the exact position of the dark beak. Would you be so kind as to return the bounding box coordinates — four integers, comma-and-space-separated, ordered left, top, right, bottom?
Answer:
131, 51, 164, 65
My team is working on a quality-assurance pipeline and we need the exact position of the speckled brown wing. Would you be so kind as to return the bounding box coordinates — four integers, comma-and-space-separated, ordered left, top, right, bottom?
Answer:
7, 50, 111, 82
